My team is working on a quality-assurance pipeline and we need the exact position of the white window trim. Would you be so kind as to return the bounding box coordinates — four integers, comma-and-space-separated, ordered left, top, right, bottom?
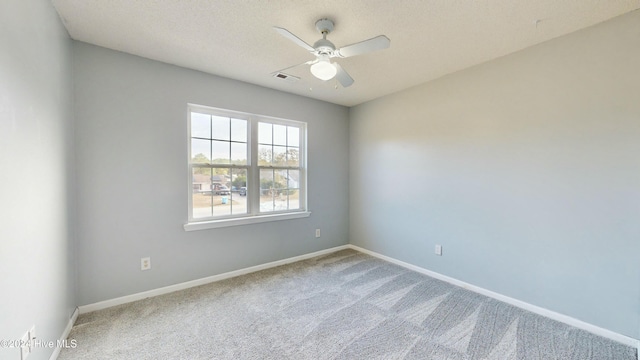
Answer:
184, 211, 311, 231
185, 104, 308, 230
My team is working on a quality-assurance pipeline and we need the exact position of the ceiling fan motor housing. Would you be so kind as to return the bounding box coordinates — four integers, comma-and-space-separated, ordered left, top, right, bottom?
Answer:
313, 38, 336, 55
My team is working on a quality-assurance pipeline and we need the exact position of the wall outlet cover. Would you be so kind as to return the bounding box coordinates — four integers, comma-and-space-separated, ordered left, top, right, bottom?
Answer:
141, 257, 151, 270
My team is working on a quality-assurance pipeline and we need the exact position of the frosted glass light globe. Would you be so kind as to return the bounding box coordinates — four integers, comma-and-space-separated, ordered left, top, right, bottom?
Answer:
310, 60, 337, 80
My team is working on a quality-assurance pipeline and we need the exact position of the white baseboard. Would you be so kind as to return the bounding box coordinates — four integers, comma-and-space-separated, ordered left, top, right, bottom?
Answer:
49, 307, 79, 360
78, 245, 350, 314
347, 244, 639, 348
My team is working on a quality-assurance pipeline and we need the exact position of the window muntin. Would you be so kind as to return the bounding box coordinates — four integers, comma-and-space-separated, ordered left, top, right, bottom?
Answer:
188, 105, 306, 223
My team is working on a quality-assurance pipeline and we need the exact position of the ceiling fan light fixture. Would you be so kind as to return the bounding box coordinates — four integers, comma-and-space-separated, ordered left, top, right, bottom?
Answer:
310, 60, 337, 81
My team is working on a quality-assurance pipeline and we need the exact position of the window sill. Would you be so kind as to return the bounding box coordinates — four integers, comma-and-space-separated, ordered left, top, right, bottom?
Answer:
184, 211, 311, 231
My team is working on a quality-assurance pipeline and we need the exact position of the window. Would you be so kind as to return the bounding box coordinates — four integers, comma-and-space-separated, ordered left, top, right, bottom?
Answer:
258, 122, 301, 212
186, 105, 308, 230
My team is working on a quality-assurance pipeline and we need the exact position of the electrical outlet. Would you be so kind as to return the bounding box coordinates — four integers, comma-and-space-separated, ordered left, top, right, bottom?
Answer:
141, 257, 151, 270
315, 229, 321, 238
435, 245, 442, 256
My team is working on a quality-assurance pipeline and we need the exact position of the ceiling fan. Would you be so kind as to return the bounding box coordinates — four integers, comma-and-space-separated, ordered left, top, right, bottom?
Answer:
273, 18, 390, 87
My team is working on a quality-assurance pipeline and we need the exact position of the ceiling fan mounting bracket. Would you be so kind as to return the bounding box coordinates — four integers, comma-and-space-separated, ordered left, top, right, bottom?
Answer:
315, 18, 334, 35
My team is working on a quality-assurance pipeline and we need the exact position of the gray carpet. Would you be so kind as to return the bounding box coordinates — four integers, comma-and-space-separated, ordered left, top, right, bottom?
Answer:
58, 249, 637, 360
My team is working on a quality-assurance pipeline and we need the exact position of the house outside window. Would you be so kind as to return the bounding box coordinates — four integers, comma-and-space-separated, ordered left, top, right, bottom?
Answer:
186, 105, 308, 230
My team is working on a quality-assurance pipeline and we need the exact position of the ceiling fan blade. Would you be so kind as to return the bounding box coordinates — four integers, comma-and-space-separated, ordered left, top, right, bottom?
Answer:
334, 63, 354, 87
336, 35, 390, 58
273, 27, 315, 52
272, 60, 316, 75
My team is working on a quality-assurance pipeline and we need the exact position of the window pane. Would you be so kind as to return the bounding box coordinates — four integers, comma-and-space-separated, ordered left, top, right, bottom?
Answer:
211, 168, 231, 217
273, 170, 288, 211
192, 167, 212, 218
260, 169, 274, 212
231, 142, 247, 165
287, 126, 299, 147
231, 118, 247, 142
274, 170, 287, 189
191, 139, 210, 163
286, 147, 299, 167
288, 193, 300, 210
273, 124, 287, 146
287, 169, 300, 210
273, 146, 287, 166
212, 116, 230, 141
287, 170, 300, 189
258, 145, 272, 166
231, 168, 247, 215
259, 122, 272, 144
211, 169, 229, 190
212, 140, 230, 164
191, 113, 210, 139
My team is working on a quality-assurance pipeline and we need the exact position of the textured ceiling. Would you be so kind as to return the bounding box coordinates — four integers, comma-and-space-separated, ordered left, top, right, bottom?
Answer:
51, 0, 640, 107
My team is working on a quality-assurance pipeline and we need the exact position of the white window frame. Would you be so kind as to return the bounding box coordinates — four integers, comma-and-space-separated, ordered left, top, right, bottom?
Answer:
184, 104, 309, 231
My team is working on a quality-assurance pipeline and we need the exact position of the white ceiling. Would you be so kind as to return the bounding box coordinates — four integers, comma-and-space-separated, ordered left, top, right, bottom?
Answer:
51, 0, 640, 107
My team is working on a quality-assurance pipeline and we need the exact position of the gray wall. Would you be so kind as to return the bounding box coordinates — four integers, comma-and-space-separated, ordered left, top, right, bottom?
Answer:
0, 1, 77, 360
350, 11, 640, 338
73, 43, 350, 305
